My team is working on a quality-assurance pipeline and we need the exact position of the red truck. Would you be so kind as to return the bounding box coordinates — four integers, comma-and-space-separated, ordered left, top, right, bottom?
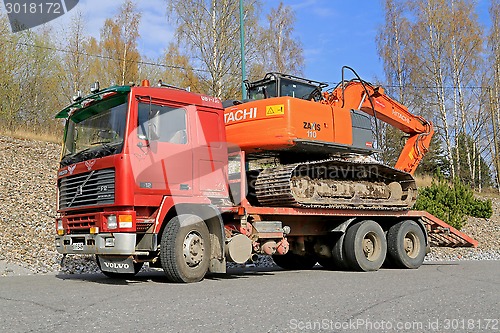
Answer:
55, 72, 476, 282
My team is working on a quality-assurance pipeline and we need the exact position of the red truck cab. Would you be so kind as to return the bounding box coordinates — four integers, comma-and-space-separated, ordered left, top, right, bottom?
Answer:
55, 83, 233, 281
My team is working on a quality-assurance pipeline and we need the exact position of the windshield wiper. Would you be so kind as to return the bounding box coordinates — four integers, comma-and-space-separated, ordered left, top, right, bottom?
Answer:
91, 141, 111, 146
60, 142, 120, 167
60, 146, 94, 166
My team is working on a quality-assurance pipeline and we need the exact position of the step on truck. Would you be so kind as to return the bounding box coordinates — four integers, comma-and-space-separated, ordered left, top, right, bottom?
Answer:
54, 71, 477, 282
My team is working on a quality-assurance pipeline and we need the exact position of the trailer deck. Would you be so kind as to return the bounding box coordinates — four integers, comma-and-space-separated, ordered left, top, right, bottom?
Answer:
221, 205, 478, 248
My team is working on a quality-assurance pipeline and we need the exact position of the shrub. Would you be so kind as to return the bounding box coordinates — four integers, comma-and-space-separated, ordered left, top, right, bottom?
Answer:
413, 178, 492, 230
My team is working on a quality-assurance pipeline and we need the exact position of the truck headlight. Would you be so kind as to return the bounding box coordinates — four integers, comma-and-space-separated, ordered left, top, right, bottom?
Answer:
107, 215, 117, 230
57, 219, 64, 235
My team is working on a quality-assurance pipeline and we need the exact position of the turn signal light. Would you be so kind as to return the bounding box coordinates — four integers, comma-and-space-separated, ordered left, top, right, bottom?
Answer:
119, 214, 133, 229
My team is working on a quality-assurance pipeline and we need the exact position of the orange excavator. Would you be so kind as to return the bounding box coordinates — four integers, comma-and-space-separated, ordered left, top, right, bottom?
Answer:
224, 67, 434, 210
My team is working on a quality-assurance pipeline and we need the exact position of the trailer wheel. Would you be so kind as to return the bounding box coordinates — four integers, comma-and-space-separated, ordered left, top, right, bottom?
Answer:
387, 220, 426, 269
344, 220, 386, 271
160, 214, 211, 283
95, 255, 144, 279
272, 253, 317, 270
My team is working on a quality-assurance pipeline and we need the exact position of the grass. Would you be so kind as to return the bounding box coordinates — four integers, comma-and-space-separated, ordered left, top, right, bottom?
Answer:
414, 174, 499, 198
0, 128, 61, 144
414, 174, 434, 188
479, 188, 500, 199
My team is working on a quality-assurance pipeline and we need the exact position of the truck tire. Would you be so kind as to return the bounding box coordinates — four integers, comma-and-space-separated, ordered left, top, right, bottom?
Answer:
160, 214, 211, 283
386, 220, 426, 269
272, 253, 317, 270
95, 255, 144, 279
344, 220, 386, 271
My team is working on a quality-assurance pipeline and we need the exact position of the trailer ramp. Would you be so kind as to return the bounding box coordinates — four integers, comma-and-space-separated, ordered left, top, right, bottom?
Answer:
409, 211, 478, 248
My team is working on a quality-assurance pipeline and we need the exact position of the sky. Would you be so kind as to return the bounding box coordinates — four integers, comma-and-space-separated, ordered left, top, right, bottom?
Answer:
3, 0, 494, 87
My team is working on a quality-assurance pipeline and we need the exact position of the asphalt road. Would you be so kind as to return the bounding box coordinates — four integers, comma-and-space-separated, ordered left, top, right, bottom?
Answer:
0, 261, 499, 333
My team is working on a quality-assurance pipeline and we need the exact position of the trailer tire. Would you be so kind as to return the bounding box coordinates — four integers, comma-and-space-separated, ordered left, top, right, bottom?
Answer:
160, 214, 211, 283
344, 220, 386, 271
95, 255, 143, 279
272, 253, 317, 270
331, 233, 348, 269
318, 234, 347, 270
387, 220, 426, 269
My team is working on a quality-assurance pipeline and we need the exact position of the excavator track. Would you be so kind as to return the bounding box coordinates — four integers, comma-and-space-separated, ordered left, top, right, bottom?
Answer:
254, 159, 417, 210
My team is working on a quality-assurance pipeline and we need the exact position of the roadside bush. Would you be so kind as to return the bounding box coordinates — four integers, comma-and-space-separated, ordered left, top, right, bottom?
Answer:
413, 177, 492, 230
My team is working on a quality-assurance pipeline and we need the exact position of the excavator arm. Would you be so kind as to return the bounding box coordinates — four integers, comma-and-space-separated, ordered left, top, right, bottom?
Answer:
323, 81, 434, 174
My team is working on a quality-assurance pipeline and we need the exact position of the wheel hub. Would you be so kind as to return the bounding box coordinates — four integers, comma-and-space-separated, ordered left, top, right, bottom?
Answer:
183, 232, 204, 267
363, 232, 380, 261
404, 232, 419, 258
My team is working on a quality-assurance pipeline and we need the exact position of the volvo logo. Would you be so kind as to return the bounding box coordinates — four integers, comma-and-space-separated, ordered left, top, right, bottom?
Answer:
103, 262, 130, 269
76, 185, 83, 196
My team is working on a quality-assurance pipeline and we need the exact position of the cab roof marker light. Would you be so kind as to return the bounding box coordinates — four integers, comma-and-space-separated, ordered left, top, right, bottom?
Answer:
101, 92, 117, 99
90, 81, 100, 93
72, 90, 82, 102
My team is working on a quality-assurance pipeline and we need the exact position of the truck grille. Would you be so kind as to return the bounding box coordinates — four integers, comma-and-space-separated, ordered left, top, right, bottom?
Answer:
59, 168, 115, 209
66, 214, 98, 234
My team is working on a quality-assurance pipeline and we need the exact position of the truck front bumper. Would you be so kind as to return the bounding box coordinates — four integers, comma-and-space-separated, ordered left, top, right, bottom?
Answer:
55, 233, 136, 255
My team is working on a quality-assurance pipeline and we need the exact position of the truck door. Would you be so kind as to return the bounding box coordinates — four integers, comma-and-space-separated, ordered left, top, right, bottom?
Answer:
130, 98, 193, 196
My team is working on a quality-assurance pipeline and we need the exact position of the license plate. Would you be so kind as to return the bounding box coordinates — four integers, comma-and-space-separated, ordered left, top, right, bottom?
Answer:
72, 243, 84, 251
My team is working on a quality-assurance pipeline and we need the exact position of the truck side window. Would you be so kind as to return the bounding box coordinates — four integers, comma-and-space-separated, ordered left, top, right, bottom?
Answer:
138, 102, 187, 144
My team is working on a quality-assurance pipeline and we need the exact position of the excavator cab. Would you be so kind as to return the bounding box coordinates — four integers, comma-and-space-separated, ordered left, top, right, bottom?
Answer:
245, 73, 327, 102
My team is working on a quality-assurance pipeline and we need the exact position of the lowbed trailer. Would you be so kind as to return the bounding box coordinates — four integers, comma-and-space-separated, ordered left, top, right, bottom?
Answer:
54, 80, 477, 283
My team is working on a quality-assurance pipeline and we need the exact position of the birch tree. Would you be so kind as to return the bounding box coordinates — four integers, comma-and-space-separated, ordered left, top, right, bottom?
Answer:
448, 0, 483, 183
100, 0, 141, 86
0, 14, 22, 131
409, 0, 456, 177
166, 0, 262, 99
258, 2, 304, 76
56, 10, 91, 104
377, 0, 413, 165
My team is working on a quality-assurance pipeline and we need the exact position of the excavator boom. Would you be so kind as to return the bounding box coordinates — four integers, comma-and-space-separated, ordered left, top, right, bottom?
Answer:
324, 81, 434, 174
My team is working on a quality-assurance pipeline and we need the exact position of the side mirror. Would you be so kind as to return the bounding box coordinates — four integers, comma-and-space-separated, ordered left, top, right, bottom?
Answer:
148, 108, 161, 141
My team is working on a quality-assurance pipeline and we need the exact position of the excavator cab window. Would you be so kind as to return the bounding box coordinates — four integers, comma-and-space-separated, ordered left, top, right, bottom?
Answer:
247, 81, 277, 100
279, 78, 318, 100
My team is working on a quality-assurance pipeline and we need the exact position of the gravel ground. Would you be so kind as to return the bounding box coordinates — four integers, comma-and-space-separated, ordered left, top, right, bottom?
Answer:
0, 135, 498, 276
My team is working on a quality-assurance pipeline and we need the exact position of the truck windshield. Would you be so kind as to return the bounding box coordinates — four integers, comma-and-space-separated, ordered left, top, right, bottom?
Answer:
60, 95, 128, 166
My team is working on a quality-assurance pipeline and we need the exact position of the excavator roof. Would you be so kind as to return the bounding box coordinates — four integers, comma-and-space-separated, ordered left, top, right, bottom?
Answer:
244, 72, 328, 102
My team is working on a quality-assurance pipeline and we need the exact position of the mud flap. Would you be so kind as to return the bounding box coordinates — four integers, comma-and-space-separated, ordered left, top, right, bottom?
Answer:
98, 256, 135, 274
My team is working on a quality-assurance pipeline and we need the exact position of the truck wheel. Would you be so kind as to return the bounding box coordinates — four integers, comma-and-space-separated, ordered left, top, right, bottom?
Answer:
95, 255, 144, 279
160, 214, 211, 283
272, 253, 317, 270
387, 220, 426, 269
344, 220, 386, 271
